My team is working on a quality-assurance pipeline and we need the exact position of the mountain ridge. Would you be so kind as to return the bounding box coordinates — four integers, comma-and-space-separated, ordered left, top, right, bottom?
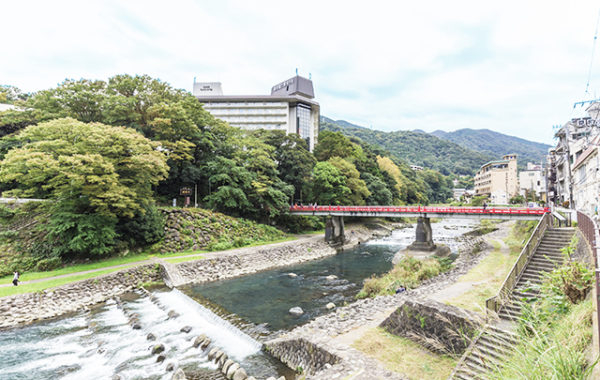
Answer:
320, 117, 550, 175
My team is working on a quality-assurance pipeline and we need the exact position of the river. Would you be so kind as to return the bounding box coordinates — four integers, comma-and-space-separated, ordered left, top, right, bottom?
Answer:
0, 219, 478, 380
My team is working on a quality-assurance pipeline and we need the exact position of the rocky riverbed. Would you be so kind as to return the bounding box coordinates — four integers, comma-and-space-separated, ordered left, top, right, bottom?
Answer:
265, 232, 492, 379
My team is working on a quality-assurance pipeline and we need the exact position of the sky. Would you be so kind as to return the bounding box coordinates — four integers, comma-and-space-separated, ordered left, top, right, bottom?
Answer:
3, 0, 600, 145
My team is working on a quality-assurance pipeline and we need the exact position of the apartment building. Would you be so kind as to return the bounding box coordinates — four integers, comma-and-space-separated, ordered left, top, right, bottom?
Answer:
519, 162, 546, 201
474, 154, 519, 204
193, 75, 320, 151
547, 102, 600, 207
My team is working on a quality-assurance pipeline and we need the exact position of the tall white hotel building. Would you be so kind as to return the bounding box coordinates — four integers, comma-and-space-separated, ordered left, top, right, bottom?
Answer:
193, 75, 320, 151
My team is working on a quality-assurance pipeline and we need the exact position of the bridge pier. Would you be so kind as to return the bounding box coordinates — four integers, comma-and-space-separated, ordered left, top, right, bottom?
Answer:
407, 217, 436, 251
325, 216, 345, 245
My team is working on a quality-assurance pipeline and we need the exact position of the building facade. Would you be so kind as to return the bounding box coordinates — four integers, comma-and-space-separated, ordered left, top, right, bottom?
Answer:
547, 103, 600, 207
474, 154, 519, 204
193, 76, 320, 151
519, 162, 546, 201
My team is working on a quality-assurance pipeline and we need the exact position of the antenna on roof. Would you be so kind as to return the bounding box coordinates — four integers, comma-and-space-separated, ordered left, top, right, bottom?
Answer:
309, 73, 312, 80
296, 68, 298, 76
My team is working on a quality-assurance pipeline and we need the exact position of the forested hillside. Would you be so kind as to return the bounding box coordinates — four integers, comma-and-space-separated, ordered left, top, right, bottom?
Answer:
320, 117, 493, 176
431, 128, 550, 168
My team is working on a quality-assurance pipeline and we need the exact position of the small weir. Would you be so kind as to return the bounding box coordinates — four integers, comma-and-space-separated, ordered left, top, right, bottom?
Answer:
0, 219, 478, 379
0, 289, 292, 380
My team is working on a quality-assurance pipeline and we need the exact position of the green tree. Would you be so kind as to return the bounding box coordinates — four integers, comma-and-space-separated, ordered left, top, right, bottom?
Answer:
311, 161, 350, 205
0, 118, 169, 257
253, 130, 316, 203
328, 156, 370, 205
313, 130, 359, 161
362, 172, 393, 205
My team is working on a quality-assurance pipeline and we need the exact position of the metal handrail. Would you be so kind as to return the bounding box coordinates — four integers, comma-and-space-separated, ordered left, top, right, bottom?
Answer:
575, 211, 600, 360
485, 213, 551, 313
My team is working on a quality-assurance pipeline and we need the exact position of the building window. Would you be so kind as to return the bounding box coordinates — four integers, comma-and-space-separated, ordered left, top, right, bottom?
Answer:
296, 104, 312, 141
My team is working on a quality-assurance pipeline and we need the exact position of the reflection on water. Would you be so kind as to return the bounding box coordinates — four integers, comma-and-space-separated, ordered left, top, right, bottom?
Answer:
184, 219, 477, 332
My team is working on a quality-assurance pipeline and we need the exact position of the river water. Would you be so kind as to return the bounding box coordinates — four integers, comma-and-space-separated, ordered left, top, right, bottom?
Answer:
0, 219, 477, 380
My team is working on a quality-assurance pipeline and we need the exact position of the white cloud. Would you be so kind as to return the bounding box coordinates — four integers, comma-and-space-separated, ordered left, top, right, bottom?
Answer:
2, 0, 600, 144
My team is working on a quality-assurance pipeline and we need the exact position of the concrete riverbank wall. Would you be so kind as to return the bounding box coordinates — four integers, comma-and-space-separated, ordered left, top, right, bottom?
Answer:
0, 264, 163, 329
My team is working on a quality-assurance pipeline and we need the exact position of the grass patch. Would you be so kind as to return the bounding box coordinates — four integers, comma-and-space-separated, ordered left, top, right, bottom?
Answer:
445, 240, 518, 312
0, 266, 136, 298
491, 299, 596, 379
0, 236, 295, 284
504, 220, 537, 254
353, 328, 457, 380
357, 256, 451, 299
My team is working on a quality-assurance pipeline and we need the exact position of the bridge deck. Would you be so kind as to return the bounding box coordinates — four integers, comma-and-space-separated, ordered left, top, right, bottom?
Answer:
289, 205, 548, 220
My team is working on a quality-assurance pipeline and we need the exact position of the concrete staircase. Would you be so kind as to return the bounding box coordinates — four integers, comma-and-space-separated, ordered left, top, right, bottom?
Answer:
450, 227, 575, 379
497, 228, 575, 321
451, 325, 518, 380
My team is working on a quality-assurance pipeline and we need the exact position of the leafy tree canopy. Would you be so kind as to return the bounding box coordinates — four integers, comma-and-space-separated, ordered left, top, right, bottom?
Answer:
0, 118, 169, 218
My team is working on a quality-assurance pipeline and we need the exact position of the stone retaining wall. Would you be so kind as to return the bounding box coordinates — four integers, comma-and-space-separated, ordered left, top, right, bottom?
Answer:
380, 298, 483, 355
266, 338, 341, 375
0, 264, 163, 329
173, 237, 336, 285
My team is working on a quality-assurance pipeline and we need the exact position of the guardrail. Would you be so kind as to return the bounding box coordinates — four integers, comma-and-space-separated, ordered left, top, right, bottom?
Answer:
575, 211, 600, 362
289, 205, 549, 215
485, 213, 552, 313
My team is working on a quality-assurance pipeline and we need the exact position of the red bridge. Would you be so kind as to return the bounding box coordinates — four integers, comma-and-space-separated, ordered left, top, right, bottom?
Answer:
289, 205, 550, 246
289, 205, 549, 220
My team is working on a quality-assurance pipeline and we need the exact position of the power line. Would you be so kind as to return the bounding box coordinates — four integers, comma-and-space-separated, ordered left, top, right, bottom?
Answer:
584, 7, 600, 97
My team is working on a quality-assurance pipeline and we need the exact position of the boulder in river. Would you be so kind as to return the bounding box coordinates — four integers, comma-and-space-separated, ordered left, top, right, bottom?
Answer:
208, 347, 218, 360
171, 368, 187, 380
325, 275, 338, 281
166, 362, 175, 371
151, 343, 165, 355
289, 306, 304, 316
226, 363, 240, 378
233, 368, 248, 380
193, 334, 208, 348
147, 333, 156, 341
156, 354, 166, 363
180, 326, 192, 333
287, 273, 298, 278
326, 302, 336, 310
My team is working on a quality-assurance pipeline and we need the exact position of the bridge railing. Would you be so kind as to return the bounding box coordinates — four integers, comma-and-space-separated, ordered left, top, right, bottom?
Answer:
576, 211, 600, 361
289, 205, 549, 215
485, 212, 552, 313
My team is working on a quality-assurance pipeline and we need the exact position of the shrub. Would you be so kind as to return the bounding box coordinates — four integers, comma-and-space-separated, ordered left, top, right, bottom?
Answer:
35, 257, 62, 272
0, 205, 16, 220
357, 256, 446, 298
45, 205, 118, 259
541, 236, 593, 306
116, 204, 165, 248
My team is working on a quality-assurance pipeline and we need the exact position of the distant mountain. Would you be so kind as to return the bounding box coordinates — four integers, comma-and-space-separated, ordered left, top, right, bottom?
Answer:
320, 117, 493, 176
430, 129, 551, 168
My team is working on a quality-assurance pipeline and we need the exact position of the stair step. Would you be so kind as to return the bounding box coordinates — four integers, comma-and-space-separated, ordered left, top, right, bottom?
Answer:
475, 339, 513, 360
469, 346, 505, 369
527, 258, 557, 267
518, 275, 543, 284
498, 311, 521, 321
513, 290, 539, 300
465, 354, 501, 374
454, 365, 483, 380
483, 327, 518, 345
